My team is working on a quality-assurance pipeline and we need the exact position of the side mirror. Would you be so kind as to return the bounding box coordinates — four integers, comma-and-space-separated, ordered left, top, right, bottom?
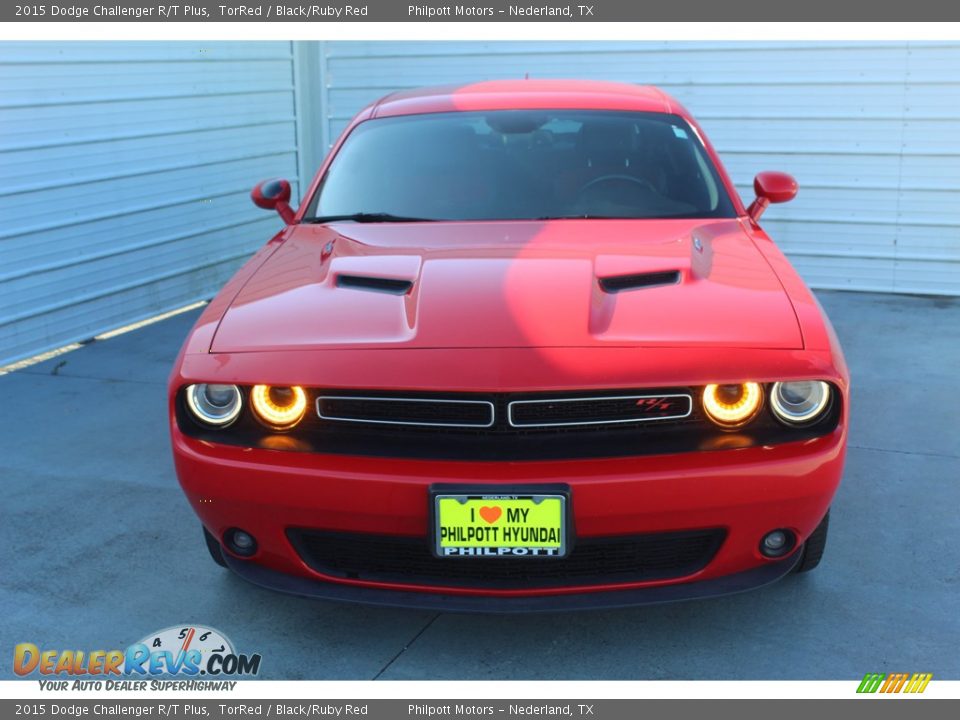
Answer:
747, 171, 798, 222
251, 178, 296, 224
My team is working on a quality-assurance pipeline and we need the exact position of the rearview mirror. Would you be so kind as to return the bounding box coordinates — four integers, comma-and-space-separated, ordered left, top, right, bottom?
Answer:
251, 178, 295, 224
747, 171, 798, 222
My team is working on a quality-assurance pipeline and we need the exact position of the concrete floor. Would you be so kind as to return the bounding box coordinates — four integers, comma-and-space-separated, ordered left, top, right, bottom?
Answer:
1, 290, 958, 680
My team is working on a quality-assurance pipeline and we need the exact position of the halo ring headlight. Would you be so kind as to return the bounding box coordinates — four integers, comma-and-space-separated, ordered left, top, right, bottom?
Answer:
185, 384, 242, 427
250, 385, 307, 430
770, 381, 831, 426
702, 382, 763, 428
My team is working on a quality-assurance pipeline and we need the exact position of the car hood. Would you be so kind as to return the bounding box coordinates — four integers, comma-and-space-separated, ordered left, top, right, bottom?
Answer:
210, 219, 803, 352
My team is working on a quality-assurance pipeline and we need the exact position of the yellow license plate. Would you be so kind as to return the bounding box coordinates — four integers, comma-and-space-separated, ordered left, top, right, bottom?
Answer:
433, 494, 567, 558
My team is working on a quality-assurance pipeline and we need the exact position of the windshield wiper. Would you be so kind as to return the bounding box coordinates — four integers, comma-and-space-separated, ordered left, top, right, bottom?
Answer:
301, 212, 437, 224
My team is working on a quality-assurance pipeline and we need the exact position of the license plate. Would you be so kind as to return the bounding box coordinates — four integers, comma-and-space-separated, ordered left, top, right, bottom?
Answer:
433, 493, 567, 558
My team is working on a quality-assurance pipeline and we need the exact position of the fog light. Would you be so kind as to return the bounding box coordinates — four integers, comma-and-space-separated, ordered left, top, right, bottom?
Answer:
760, 529, 795, 558
224, 528, 257, 557
764, 531, 786, 550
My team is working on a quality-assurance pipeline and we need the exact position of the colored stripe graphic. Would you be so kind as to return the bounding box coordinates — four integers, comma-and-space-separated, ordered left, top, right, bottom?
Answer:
857, 672, 931, 694
881, 673, 907, 693
857, 673, 886, 693
905, 673, 933, 694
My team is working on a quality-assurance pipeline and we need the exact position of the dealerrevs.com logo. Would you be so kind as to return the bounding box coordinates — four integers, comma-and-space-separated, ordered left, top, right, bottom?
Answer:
14, 625, 261, 689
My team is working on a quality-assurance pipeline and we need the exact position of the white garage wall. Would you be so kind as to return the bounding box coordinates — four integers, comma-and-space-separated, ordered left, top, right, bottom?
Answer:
0, 42, 308, 366
318, 41, 960, 297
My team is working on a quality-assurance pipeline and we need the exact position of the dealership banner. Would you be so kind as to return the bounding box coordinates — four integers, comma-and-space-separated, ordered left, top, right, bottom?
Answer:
0, 700, 958, 718
3, 0, 960, 22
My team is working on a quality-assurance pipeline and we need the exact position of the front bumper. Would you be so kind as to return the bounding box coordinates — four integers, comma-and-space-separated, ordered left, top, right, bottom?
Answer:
223, 549, 801, 613
172, 419, 846, 608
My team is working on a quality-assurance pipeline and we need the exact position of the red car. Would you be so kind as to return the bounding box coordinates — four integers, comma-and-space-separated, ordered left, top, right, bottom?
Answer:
170, 80, 848, 611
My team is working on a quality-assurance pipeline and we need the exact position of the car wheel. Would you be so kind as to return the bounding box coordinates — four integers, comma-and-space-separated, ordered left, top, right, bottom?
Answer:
794, 510, 829, 573
203, 526, 228, 568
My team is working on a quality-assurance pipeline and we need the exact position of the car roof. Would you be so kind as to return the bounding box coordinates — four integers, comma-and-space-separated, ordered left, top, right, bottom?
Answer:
369, 80, 685, 119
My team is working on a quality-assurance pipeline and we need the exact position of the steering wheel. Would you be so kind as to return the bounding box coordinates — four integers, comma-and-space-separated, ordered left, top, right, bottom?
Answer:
577, 174, 658, 196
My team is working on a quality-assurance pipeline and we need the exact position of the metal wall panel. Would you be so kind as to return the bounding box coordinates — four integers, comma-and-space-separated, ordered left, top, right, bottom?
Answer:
320, 41, 960, 296
0, 42, 301, 365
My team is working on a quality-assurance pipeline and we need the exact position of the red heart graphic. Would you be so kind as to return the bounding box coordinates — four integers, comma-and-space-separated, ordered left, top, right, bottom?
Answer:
479, 506, 502, 524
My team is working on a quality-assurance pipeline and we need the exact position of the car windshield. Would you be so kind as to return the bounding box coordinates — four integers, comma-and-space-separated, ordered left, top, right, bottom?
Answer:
306, 109, 737, 222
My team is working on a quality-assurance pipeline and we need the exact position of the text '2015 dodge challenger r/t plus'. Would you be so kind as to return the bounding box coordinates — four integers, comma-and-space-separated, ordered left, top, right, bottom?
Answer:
169, 80, 848, 612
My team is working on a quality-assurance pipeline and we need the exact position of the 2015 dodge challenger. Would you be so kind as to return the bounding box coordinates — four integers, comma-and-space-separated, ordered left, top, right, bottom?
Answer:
169, 80, 848, 611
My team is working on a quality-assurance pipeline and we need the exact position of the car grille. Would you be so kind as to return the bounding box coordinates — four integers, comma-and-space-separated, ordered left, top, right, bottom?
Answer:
317, 395, 495, 428
317, 392, 691, 429
508, 393, 692, 427
288, 528, 726, 589
296, 389, 710, 460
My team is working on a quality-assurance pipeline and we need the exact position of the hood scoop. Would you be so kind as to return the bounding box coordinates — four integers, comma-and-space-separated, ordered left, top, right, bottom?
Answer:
599, 270, 681, 294
336, 274, 413, 295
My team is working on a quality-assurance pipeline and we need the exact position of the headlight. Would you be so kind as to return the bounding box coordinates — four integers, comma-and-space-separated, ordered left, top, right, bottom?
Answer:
185, 384, 242, 427
702, 382, 762, 428
250, 385, 307, 430
770, 381, 831, 426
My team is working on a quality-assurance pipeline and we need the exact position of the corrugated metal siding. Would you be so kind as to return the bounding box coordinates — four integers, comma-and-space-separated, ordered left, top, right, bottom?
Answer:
320, 41, 960, 296
0, 42, 301, 365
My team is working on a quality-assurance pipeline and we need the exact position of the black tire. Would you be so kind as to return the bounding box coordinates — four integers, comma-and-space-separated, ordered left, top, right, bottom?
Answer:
203, 526, 228, 568
794, 510, 829, 573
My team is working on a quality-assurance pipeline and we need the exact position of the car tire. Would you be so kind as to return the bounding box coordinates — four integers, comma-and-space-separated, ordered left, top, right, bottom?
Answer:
203, 526, 228, 568
794, 510, 829, 573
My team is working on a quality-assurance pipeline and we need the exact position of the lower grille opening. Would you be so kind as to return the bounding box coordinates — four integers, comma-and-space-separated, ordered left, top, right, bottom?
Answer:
288, 528, 726, 589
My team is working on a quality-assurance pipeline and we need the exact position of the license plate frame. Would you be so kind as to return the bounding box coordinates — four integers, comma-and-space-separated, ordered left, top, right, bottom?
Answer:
429, 484, 573, 559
